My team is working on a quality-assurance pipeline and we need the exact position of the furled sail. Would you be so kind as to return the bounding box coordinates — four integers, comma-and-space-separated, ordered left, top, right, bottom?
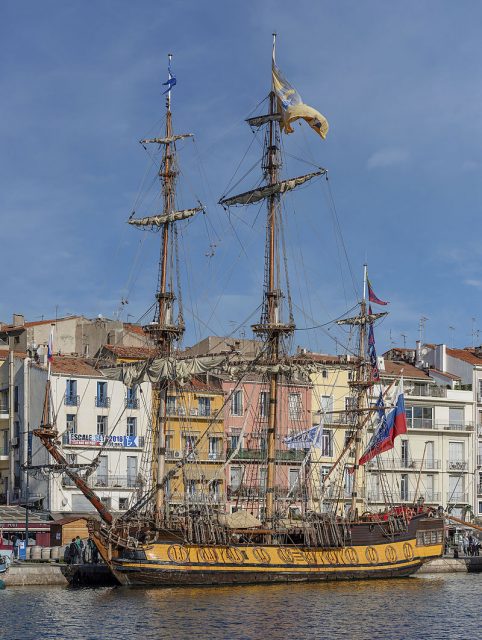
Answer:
245, 113, 282, 128
222, 359, 332, 382
128, 207, 204, 227
140, 134, 194, 145
337, 312, 388, 326
102, 355, 228, 387
219, 169, 326, 208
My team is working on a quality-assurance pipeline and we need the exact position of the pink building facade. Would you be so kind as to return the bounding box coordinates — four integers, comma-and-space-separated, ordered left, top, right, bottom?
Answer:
222, 376, 312, 517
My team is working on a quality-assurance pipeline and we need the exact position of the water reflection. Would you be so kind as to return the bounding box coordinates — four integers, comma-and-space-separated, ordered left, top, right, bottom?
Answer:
0, 574, 480, 640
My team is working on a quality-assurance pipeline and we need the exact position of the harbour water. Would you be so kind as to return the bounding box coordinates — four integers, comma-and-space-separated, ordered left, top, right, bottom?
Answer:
0, 573, 480, 640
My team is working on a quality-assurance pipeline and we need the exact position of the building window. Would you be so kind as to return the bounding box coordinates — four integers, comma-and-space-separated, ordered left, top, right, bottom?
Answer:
96, 381, 109, 408
127, 417, 137, 437
14, 386, 19, 413
198, 397, 211, 417
231, 390, 243, 416
289, 468, 299, 491
288, 393, 302, 421
478, 501, 482, 515
97, 416, 107, 436
208, 436, 222, 460
126, 386, 138, 409
65, 379, 78, 406
401, 440, 409, 467
183, 433, 197, 456
322, 369, 328, 379
66, 414, 77, 434
229, 430, 241, 450
320, 430, 333, 457
119, 497, 128, 510
406, 405, 433, 429
259, 391, 268, 419
186, 479, 197, 496
400, 474, 409, 501
166, 395, 177, 415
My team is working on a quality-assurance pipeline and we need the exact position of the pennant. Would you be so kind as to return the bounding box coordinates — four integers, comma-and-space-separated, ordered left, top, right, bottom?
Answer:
162, 64, 177, 94
367, 278, 388, 306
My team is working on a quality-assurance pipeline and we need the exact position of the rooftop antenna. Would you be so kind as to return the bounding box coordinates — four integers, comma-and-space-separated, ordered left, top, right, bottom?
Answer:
448, 325, 455, 349
419, 316, 428, 344
401, 333, 407, 348
472, 317, 478, 349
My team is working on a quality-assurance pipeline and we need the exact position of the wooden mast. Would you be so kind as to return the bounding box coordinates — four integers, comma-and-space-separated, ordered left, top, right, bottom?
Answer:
145, 53, 184, 528
350, 265, 368, 516
251, 34, 295, 528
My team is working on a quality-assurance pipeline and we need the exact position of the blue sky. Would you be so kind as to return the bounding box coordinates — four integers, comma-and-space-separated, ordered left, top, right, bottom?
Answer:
2, 1, 482, 355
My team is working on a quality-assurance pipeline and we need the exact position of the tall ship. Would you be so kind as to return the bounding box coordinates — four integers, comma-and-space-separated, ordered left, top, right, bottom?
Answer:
34, 41, 444, 586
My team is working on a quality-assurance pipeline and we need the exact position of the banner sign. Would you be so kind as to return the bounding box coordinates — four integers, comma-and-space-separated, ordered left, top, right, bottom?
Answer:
66, 434, 139, 448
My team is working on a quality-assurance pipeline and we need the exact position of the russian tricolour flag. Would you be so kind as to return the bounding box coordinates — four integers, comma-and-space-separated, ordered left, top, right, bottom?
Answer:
359, 378, 407, 467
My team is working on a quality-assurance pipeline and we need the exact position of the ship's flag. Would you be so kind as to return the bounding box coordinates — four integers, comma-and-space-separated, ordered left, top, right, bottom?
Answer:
47, 328, 54, 364
367, 278, 388, 306
272, 61, 329, 140
284, 423, 324, 450
358, 378, 407, 467
367, 305, 380, 382
163, 63, 176, 94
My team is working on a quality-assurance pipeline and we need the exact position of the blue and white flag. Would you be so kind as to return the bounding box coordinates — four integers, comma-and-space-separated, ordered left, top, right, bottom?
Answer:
163, 64, 177, 94
284, 424, 324, 450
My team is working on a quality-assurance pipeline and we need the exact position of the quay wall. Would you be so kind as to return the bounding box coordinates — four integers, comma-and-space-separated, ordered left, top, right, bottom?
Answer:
3, 563, 68, 586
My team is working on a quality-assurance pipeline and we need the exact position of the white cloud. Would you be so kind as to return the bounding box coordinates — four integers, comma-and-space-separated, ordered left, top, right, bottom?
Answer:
465, 279, 482, 289
367, 148, 409, 170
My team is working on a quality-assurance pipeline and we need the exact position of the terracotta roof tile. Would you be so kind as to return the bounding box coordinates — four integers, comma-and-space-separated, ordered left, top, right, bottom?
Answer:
446, 348, 482, 366
100, 345, 157, 359
380, 360, 430, 379
51, 357, 102, 377
428, 368, 461, 380
123, 323, 146, 336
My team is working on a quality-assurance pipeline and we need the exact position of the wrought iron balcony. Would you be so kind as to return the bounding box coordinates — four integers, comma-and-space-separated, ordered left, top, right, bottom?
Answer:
95, 396, 111, 408
62, 474, 140, 489
125, 397, 140, 409
64, 395, 80, 406
446, 460, 468, 471
366, 458, 441, 471
367, 491, 441, 503
226, 447, 305, 462
227, 484, 305, 500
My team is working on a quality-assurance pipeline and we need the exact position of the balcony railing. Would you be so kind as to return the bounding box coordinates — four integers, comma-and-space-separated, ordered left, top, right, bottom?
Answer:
0, 446, 8, 457
169, 492, 225, 504
408, 421, 474, 431
0, 403, 9, 414
446, 492, 468, 503
366, 458, 441, 471
125, 397, 140, 409
227, 485, 305, 500
95, 396, 111, 408
477, 484, 482, 496
446, 460, 468, 471
226, 447, 305, 462
63, 474, 140, 489
405, 385, 447, 398
64, 395, 80, 406
62, 433, 145, 448
367, 491, 441, 503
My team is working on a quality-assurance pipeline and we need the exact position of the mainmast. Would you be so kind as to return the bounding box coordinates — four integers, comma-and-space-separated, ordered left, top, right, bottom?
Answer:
219, 35, 326, 528
130, 55, 202, 528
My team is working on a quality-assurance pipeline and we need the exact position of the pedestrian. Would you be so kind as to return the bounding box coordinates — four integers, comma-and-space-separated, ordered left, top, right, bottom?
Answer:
69, 538, 79, 564
11, 534, 18, 560
75, 536, 85, 563
462, 532, 469, 556
468, 534, 475, 556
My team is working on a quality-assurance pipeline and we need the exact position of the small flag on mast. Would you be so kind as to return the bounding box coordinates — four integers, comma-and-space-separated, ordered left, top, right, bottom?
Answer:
162, 62, 176, 94
47, 328, 54, 364
367, 278, 388, 306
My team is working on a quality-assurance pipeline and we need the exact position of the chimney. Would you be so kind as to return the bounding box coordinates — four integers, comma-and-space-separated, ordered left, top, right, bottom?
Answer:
12, 313, 24, 327
415, 340, 422, 367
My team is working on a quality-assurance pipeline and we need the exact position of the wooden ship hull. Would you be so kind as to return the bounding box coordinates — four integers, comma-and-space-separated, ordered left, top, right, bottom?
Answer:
91, 515, 444, 587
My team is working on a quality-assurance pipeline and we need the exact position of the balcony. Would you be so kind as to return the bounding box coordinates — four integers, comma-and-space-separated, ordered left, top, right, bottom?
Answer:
63, 474, 140, 489
227, 485, 305, 500
367, 491, 441, 504
447, 492, 468, 503
226, 447, 305, 462
405, 385, 447, 398
169, 492, 225, 504
125, 397, 140, 409
446, 460, 468, 471
367, 458, 441, 471
64, 395, 80, 407
62, 433, 145, 448
95, 396, 111, 408
408, 421, 474, 432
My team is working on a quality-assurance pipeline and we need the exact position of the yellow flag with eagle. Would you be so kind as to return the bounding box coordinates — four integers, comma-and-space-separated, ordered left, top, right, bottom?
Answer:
272, 61, 329, 140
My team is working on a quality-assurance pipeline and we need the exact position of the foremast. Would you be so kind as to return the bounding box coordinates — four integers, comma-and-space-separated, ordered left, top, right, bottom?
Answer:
129, 54, 202, 529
